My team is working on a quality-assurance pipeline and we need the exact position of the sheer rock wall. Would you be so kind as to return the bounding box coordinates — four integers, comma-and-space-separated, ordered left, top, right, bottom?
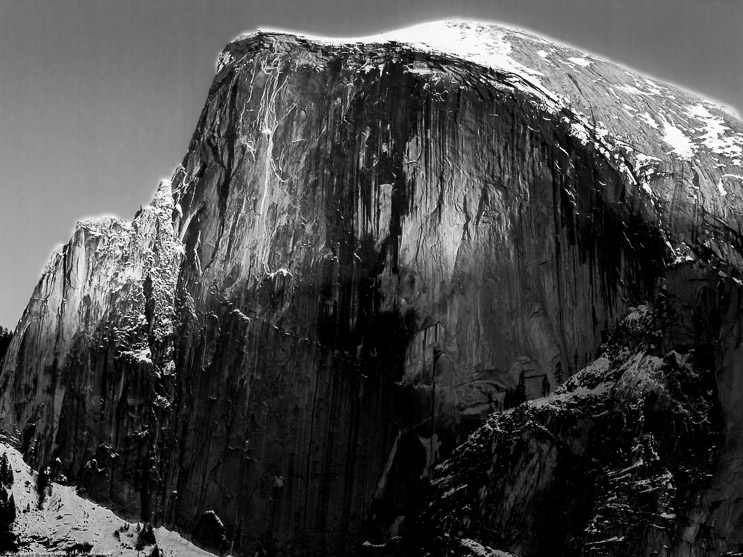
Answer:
0, 22, 742, 555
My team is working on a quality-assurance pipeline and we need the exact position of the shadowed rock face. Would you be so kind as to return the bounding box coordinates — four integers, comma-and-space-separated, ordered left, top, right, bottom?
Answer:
1, 20, 743, 556
413, 287, 728, 557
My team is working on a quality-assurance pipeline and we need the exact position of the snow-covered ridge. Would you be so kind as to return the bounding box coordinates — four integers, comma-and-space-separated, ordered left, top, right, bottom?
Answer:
244, 19, 736, 114
221, 16, 743, 221
221, 21, 647, 203
226, 21, 567, 111
249, 21, 549, 81
234, 20, 575, 72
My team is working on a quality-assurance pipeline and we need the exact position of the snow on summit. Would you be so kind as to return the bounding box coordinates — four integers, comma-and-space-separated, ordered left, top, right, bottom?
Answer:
352, 21, 547, 81
229, 20, 743, 172
233, 20, 583, 96
216, 18, 743, 256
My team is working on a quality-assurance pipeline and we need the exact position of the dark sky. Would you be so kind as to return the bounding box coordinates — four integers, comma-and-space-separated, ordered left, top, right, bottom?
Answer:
1, 0, 741, 327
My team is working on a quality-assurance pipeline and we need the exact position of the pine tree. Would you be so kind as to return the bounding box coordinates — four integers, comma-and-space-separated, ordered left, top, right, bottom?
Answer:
36, 467, 49, 510
0, 453, 13, 487
136, 523, 156, 550
542, 375, 551, 397
504, 389, 514, 410
515, 371, 527, 405
0, 485, 17, 551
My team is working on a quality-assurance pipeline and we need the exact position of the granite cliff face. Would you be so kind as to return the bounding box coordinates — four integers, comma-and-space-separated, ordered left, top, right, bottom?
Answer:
1, 20, 743, 556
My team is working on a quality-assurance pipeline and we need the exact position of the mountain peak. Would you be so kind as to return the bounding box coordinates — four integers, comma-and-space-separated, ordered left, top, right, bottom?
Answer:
217, 21, 743, 250
4, 20, 743, 556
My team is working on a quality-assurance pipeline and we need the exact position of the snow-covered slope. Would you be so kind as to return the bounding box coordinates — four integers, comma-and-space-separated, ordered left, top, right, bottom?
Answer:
239, 20, 742, 165
0, 440, 217, 557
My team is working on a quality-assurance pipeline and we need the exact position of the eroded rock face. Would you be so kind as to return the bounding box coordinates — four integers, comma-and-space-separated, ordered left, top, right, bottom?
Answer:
1, 20, 742, 556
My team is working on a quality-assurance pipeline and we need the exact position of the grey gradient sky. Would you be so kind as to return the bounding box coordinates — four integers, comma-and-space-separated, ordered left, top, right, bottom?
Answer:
1, 0, 741, 328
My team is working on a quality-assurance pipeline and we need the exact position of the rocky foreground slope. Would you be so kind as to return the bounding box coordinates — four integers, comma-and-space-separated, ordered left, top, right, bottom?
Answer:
1, 20, 742, 556
411, 303, 724, 556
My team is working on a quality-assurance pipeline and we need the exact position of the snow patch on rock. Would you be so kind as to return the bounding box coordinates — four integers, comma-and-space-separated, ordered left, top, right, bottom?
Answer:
659, 116, 696, 159
460, 538, 517, 556
567, 56, 591, 67
687, 103, 743, 161
639, 112, 659, 130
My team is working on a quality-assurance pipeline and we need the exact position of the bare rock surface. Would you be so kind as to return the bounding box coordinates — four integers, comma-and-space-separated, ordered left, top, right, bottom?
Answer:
1, 20, 743, 556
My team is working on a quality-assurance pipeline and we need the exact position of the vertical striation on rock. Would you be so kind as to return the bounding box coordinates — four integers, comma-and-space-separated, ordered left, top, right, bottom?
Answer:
0, 181, 183, 519
1, 20, 743, 556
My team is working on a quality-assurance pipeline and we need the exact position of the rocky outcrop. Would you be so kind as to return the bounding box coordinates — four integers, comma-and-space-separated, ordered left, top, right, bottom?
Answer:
0, 182, 182, 518
412, 293, 725, 556
1, 20, 742, 556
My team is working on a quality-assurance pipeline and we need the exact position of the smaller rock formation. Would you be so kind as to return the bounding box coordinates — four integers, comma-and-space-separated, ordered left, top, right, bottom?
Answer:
403, 271, 727, 556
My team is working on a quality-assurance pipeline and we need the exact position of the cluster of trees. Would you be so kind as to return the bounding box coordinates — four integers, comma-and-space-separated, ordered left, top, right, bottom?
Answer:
0, 453, 17, 551
503, 365, 562, 410
503, 371, 528, 409
114, 522, 160, 556
135, 523, 157, 552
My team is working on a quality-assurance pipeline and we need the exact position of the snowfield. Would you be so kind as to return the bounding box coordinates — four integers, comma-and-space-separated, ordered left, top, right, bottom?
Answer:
1, 442, 218, 557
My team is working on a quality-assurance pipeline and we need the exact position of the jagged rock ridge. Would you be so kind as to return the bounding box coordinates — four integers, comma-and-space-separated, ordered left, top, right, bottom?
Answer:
0, 20, 742, 556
